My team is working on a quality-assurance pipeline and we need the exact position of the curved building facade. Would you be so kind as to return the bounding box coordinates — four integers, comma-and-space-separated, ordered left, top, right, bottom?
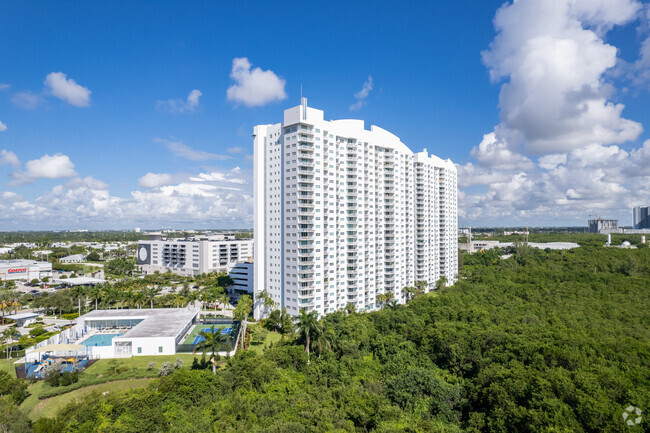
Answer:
253, 100, 457, 318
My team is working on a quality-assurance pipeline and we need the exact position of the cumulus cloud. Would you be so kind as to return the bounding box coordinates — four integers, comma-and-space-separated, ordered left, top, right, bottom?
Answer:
12, 91, 42, 109
9, 153, 77, 185
226, 57, 287, 107
349, 76, 374, 111
456, 162, 513, 187
0, 121, 6, 132
0, 150, 20, 167
44, 72, 91, 107
0, 168, 254, 230
482, 0, 642, 156
156, 89, 202, 113
157, 138, 231, 161
470, 132, 535, 170
189, 167, 246, 184
138, 172, 174, 188
460, 0, 650, 226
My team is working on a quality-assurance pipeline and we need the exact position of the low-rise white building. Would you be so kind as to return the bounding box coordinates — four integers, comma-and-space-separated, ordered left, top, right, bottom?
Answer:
137, 234, 253, 277
26, 308, 201, 361
0, 260, 53, 281
60, 254, 86, 264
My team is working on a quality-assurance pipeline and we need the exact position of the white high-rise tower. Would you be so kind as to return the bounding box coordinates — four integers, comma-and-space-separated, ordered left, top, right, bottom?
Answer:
253, 100, 457, 319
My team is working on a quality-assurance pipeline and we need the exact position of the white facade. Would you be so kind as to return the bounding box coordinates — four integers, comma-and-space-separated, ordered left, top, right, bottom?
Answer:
0, 260, 53, 281
26, 308, 200, 361
137, 235, 253, 277
254, 100, 457, 318
228, 262, 253, 293
60, 254, 86, 263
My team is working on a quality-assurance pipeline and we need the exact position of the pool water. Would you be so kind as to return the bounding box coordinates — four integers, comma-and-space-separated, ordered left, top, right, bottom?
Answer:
81, 334, 122, 347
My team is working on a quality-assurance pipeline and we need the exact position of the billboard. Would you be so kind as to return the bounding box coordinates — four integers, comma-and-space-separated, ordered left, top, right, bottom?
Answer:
136, 244, 151, 265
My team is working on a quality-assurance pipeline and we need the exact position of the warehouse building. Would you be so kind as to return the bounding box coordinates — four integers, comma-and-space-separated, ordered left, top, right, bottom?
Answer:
0, 260, 53, 281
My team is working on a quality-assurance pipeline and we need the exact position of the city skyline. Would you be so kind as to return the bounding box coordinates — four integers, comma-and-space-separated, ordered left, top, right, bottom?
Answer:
1, 0, 650, 230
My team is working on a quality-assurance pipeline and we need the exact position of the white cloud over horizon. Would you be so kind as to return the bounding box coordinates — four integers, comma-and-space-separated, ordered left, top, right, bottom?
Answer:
0, 166, 254, 230
226, 57, 287, 107
1, 152, 78, 185
459, 0, 650, 227
138, 172, 174, 188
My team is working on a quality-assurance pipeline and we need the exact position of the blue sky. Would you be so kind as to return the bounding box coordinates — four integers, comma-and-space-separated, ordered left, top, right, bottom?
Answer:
1, 0, 649, 229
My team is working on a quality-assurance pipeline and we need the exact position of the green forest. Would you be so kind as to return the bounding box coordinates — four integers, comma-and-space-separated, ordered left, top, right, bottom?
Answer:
2, 245, 649, 432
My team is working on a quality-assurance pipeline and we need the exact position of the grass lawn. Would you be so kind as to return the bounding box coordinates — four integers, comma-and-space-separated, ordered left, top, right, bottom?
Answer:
0, 358, 17, 377
249, 326, 283, 354
18, 354, 199, 412
84, 354, 200, 377
29, 379, 154, 420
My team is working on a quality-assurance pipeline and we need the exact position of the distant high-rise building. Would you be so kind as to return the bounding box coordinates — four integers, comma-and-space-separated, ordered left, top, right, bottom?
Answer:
253, 99, 457, 319
588, 218, 620, 234
633, 206, 650, 229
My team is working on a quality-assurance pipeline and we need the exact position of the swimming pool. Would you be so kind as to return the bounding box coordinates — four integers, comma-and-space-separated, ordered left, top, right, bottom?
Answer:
81, 334, 122, 347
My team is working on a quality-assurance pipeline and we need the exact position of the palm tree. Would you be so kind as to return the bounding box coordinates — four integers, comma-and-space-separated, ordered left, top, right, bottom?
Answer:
311, 327, 335, 358
144, 286, 161, 309
70, 285, 87, 316
435, 276, 448, 291
173, 293, 185, 308
294, 310, 320, 365
414, 280, 428, 295
2, 327, 19, 359
256, 289, 276, 318
233, 295, 253, 350
376, 293, 388, 308
87, 285, 102, 312
402, 286, 416, 302
193, 326, 227, 375
132, 290, 145, 309
218, 292, 229, 317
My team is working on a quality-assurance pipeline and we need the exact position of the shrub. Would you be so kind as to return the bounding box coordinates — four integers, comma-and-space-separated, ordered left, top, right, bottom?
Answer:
159, 362, 174, 377
42, 362, 64, 387
174, 358, 183, 369
147, 361, 156, 370
59, 371, 79, 387
62, 313, 79, 321
29, 327, 47, 337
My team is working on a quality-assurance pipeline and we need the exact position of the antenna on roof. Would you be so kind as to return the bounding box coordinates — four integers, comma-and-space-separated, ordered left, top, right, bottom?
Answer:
301, 88, 307, 121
